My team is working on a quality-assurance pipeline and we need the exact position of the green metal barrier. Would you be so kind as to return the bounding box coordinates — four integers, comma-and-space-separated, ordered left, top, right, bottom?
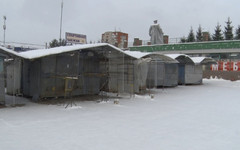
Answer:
129, 40, 240, 52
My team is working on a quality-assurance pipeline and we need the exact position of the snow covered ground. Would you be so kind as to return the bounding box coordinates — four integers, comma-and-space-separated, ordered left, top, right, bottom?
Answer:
1, 79, 240, 150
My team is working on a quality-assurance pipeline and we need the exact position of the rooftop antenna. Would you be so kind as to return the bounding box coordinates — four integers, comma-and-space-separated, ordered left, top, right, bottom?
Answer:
59, 0, 63, 44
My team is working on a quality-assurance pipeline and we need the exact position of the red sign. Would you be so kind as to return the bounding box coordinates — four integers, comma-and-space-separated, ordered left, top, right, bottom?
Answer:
211, 61, 240, 71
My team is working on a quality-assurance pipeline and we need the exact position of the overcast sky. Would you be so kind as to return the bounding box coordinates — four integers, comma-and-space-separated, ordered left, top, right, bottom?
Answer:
0, 0, 240, 46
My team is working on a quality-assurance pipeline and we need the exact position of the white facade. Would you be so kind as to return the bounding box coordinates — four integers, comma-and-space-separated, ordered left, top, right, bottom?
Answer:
102, 32, 117, 46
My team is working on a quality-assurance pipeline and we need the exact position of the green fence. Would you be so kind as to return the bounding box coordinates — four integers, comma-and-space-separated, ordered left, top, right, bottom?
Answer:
129, 40, 240, 52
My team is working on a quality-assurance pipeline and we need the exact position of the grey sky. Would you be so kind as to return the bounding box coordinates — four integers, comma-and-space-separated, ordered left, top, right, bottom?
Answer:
0, 0, 240, 46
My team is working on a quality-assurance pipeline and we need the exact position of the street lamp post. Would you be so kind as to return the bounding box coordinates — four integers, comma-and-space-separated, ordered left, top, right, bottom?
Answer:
59, 0, 63, 45
3, 16, 6, 46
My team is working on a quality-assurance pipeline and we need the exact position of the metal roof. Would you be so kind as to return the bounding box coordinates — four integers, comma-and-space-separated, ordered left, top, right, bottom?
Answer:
124, 51, 178, 63
0, 43, 139, 60
166, 54, 195, 64
190, 57, 217, 64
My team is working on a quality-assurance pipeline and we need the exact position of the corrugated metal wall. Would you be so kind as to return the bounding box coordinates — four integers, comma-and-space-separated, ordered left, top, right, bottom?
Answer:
178, 64, 185, 84
22, 50, 102, 100
146, 61, 178, 88
0, 57, 5, 104
77, 50, 100, 95
107, 50, 149, 94
146, 61, 164, 88
178, 64, 203, 85
108, 51, 136, 94
6, 47, 151, 100
6, 58, 22, 95
185, 64, 203, 84
134, 59, 148, 92
164, 63, 178, 87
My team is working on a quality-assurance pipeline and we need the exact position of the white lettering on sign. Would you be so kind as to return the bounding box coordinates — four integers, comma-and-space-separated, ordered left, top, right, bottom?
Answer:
223, 62, 228, 71
233, 62, 238, 71
211, 61, 240, 71
211, 64, 219, 71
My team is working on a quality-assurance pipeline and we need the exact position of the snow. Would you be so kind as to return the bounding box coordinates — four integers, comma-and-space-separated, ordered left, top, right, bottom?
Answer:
166, 54, 195, 64
0, 44, 107, 59
124, 51, 178, 63
166, 54, 190, 59
0, 44, 140, 60
191, 56, 217, 64
1, 79, 240, 150
191, 57, 206, 64
124, 51, 150, 59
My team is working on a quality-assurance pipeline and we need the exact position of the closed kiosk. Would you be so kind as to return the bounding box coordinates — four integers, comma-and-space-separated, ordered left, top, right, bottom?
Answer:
167, 54, 202, 85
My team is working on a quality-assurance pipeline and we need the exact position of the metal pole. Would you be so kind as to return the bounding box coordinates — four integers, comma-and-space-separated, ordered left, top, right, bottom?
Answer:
3, 16, 6, 46
59, 0, 63, 45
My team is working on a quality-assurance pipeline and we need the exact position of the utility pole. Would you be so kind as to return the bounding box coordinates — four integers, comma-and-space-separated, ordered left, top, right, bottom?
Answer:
59, 0, 63, 45
3, 16, 6, 46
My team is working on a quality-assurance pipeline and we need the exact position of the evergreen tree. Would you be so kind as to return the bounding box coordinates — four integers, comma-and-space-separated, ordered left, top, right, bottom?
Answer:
196, 25, 203, 42
235, 25, 240, 40
59, 39, 67, 46
212, 23, 224, 41
49, 39, 59, 48
49, 39, 66, 48
187, 27, 195, 42
224, 17, 233, 40
180, 37, 186, 43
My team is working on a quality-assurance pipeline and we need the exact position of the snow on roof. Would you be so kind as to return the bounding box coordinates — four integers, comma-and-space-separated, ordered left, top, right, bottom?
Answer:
124, 51, 150, 59
191, 57, 217, 64
124, 51, 178, 63
0, 43, 140, 60
191, 57, 205, 64
166, 54, 194, 64
19, 43, 109, 59
0, 46, 20, 57
165, 54, 187, 59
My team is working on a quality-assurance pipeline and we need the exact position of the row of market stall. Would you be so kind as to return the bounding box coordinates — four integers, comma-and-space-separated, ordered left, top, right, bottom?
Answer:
0, 44, 216, 104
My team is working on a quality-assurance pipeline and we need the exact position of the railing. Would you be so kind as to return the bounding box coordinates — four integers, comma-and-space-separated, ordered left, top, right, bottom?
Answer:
0, 41, 45, 50
129, 40, 240, 52
128, 38, 181, 47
